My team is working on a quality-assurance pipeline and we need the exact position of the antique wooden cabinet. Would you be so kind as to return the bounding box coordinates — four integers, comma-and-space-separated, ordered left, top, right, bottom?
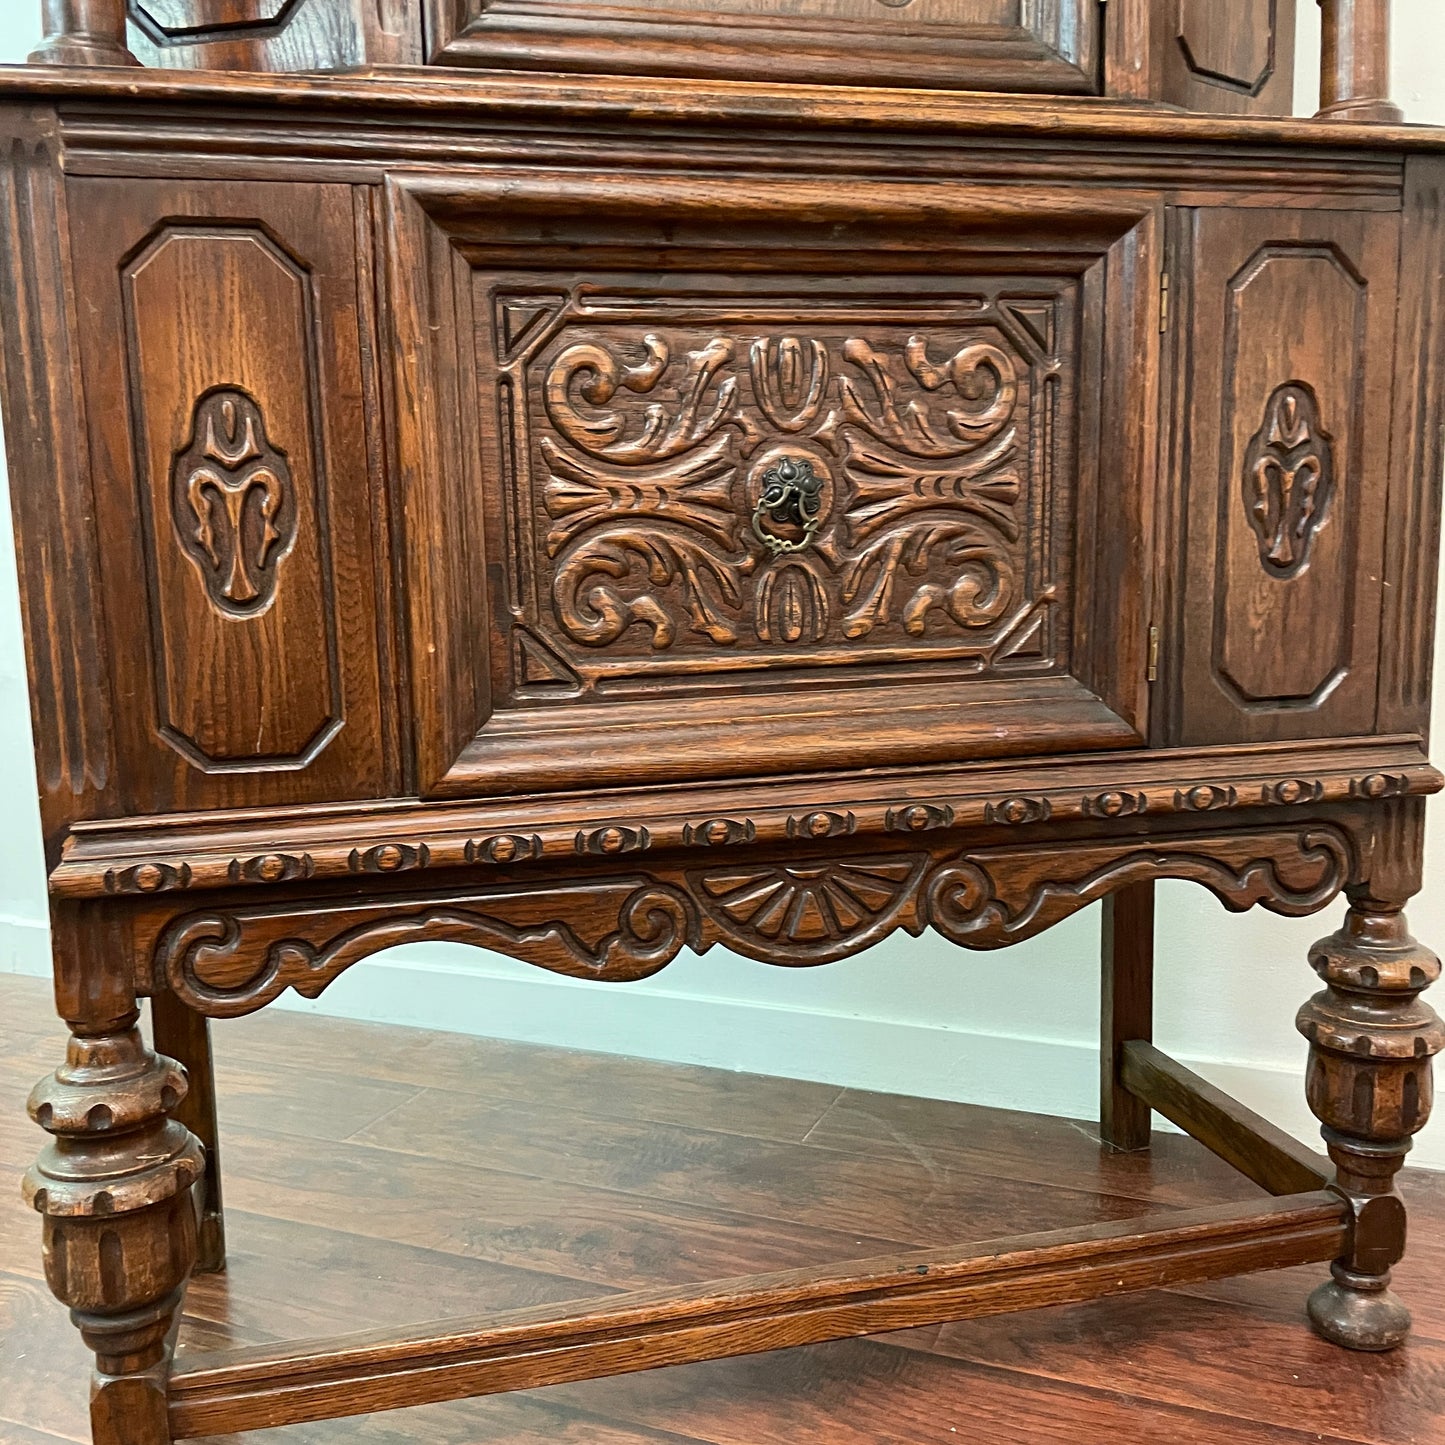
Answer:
5, 1, 1445, 1441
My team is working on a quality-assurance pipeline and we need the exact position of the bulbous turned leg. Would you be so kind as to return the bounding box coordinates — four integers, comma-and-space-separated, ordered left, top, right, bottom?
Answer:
1297, 904, 1444, 1351
25, 1018, 205, 1444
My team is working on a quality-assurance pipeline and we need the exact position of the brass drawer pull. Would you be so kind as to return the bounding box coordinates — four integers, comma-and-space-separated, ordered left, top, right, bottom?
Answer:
752, 455, 823, 556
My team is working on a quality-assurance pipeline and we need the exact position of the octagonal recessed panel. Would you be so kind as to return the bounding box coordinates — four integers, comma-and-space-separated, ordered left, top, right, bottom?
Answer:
130, 0, 302, 39
1177, 0, 1276, 94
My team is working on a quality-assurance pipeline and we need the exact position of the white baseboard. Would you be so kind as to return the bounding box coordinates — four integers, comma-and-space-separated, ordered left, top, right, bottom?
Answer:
0, 912, 50, 976
8, 922, 1439, 1171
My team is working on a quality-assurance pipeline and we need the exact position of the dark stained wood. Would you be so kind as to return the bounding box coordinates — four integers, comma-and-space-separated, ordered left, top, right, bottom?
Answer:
1297, 903, 1444, 1349
150, 990, 227, 1274
126, 0, 422, 70
1120, 1041, 1331, 1196
166, 1196, 1349, 1437
1101, 881, 1155, 1151
1170, 205, 1400, 746
1107, 0, 1298, 117
3, 976, 1444, 1445
109, 0, 1298, 115
423, 0, 1101, 93
31, 0, 139, 65
2, 14, 1444, 1444
64, 176, 396, 816
1318, 0, 1403, 124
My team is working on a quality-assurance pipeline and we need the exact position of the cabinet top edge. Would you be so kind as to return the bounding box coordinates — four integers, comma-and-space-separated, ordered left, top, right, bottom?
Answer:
2, 63, 1444, 154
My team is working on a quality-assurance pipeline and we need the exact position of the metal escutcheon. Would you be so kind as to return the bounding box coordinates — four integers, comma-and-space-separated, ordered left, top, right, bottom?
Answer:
752, 456, 823, 556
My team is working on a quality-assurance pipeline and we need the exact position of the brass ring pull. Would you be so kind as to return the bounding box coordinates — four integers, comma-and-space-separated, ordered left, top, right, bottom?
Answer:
752, 456, 823, 556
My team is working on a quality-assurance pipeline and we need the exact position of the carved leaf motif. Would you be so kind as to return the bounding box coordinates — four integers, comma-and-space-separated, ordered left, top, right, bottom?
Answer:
756, 563, 829, 644
171, 390, 297, 616
1243, 382, 1334, 579
750, 336, 831, 433
841, 521, 1014, 639
840, 338, 1018, 458
844, 431, 1022, 543
552, 526, 745, 648
158, 884, 694, 1017
542, 435, 739, 554
544, 335, 736, 462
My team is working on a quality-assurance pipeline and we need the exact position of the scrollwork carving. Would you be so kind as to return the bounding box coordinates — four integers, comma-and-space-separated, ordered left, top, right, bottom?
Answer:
157, 883, 694, 1017
150, 827, 1359, 1016
511, 309, 1057, 687
928, 827, 1352, 950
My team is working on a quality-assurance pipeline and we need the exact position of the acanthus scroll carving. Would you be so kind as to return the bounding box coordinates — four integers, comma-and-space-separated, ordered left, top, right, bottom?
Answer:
929, 827, 1352, 950
1243, 382, 1334, 579
502, 295, 1066, 695
171, 389, 297, 616
152, 826, 1355, 1017
158, 882, 694, 1017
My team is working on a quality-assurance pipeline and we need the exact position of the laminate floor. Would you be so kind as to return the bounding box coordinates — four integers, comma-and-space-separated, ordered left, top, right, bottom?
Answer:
1, 973, 1442, 1444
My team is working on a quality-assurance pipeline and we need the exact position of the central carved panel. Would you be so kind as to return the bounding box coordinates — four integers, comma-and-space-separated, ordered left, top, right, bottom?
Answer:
490, 287, 1074, 704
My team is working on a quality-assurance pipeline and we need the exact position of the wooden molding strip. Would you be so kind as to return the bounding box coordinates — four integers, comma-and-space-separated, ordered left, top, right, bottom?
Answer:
3, 63, 1444, 152
53, 738, 1442, 899
1121, 1041, 1332, 1196
167, 1194, 1347, 1437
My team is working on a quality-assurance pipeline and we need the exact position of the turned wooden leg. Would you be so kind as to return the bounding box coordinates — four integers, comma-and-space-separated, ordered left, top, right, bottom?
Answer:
25, 1017, 205, 1443
1316, 0, 1403, 124
1296, 900, 1443, 1350
1101, 882, 1155, 1151
151, 992, 226, 1274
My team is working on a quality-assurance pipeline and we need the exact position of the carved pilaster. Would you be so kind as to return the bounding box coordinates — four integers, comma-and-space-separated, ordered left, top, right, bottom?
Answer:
25, 1020, 204, 1441
1297, 904, 1444, 1349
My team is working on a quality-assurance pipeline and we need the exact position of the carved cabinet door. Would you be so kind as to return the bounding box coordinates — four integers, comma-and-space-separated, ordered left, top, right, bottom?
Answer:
389, 173, 1162, 798
1165, 206, 1401, 745
65, 179, 394, 815
424, 0, 1099, 92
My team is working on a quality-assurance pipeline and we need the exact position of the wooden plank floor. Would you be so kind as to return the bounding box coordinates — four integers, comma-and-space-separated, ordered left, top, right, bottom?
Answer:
2, 972, 1443, 1445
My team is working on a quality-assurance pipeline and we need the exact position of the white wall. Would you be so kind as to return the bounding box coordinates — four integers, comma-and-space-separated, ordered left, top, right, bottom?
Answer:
2, 5, 1445, 1167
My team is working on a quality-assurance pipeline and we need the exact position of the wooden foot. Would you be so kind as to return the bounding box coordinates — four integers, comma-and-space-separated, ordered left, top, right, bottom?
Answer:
1307, 1262, 1412, 1351
1297, 902, 1443, 1351
1101, 882, 1154, 1151
152, 992, 227, 1273
25, 1019, 204, 1443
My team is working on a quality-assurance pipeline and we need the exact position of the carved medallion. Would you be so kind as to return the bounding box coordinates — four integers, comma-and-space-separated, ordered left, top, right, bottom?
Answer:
171, 389, 296, 616
1243, 382, 1333, 579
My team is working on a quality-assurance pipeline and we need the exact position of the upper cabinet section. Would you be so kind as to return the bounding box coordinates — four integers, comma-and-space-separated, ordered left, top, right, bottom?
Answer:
117, 0, 1296, 112
424, 0, 1098, 91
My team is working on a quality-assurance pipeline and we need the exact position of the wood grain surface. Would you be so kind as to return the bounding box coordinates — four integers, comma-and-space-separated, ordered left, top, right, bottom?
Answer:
3, 973, 1443, 1445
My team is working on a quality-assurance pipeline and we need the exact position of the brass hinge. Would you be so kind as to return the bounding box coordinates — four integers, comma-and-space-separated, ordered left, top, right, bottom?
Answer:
1147, 624, 1161, 684
1159, 272, 1171, 333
